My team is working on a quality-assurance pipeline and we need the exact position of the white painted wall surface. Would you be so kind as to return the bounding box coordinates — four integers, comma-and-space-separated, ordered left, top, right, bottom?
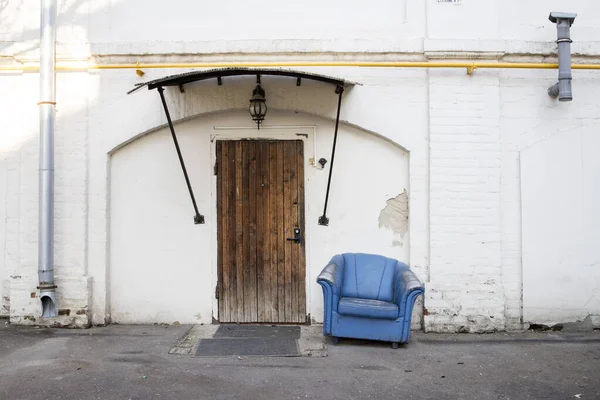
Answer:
93, 0, 416, 43
2, 0, 600, 330
500, 69, 600, 329
424, 69, 504, 333
110, 112, 409, 324
501, 2, 600, 42
0, 165, 7, 316
6, 0, 600, 58
109, 119, 211, 324
521, 130, 600, 326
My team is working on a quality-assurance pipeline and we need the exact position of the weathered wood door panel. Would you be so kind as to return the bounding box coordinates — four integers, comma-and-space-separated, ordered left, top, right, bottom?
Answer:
217, 140, 306, 323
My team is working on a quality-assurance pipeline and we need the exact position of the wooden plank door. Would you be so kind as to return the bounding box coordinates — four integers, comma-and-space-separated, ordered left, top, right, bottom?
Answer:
217, 139, 306, 323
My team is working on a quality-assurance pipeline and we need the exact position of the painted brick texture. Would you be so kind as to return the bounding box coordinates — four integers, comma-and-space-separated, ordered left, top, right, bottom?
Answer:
3, 73, 92, 327
3, 0, 600, 331
425, 71, 505, 332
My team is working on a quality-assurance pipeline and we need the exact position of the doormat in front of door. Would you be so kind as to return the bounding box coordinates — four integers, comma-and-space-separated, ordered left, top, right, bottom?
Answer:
170, 325, 326, 357
195, 337, 299, 357
213, 325, 300, 339
194, 325, 301, 357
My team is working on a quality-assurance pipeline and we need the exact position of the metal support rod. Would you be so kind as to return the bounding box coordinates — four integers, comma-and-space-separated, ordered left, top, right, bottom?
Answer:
157, 87, 205, 224
38, 0, 57, 318
318, 86, 344, 226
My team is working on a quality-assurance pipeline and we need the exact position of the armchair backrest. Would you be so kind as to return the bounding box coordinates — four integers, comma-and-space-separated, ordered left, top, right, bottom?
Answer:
339, 253, 398, 302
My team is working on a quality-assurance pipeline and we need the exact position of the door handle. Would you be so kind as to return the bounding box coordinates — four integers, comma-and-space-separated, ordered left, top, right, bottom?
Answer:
286, 227, 302, 243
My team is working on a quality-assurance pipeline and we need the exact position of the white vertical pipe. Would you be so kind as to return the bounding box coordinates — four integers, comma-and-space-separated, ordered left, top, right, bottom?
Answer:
38, 0, 57, 318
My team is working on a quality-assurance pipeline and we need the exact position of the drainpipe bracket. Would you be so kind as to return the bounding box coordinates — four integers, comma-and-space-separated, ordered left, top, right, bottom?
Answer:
556, 38, 573, 44
37, 285, 57, 290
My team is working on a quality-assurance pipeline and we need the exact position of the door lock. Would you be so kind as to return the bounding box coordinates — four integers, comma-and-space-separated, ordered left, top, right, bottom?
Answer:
286, 227, 302, 243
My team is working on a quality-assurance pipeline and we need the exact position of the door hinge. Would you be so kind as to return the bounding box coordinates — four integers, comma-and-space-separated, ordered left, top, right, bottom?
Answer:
215, 282, 219, 299
214, 160, 218, 176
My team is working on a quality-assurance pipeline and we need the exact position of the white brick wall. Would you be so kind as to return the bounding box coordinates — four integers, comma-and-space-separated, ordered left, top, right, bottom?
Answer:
425, 70, 505, 332
501, 70, 600, 327
1, 73, 92, 326
499, 73, 525, 331
0, 163, 8, 317
2, 0, 600, 331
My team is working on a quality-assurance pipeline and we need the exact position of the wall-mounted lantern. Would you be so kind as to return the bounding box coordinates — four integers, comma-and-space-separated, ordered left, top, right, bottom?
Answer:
249, 84, 267, 129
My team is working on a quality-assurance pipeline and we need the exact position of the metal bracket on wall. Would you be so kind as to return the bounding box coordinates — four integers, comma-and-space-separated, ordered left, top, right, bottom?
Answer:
157, 86, 205, 225
318, 85, 344, 226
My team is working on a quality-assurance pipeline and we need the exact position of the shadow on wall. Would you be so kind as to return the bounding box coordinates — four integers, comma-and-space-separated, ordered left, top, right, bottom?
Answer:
0, 0, 92, 55
0, 0, 104, 324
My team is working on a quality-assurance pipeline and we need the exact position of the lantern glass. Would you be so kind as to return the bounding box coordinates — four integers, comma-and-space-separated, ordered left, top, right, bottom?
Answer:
249, 84, 267, 128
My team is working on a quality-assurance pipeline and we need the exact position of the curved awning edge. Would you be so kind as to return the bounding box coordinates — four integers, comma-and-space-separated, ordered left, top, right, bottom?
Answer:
127, 67, 360, 95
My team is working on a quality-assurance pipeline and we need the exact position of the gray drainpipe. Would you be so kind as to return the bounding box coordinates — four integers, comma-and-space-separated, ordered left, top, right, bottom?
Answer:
37, 0, 57, 318
547, 12, 577, 101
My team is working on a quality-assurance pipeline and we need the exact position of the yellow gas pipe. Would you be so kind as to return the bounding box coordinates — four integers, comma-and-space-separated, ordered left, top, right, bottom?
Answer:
2, 61, 600, 74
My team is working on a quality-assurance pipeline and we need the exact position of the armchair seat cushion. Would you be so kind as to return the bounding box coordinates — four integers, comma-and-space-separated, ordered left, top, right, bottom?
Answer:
338, 297, 399, 320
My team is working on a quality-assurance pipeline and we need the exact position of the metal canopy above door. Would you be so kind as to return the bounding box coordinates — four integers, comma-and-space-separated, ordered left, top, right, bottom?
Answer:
128, 67, 358, 226
127, 67, 359, 94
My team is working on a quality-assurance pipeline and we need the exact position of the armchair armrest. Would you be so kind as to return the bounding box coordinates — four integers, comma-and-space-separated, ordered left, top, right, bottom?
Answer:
317, 256, 345, 335
317, 263, 342, 294
394, 264, 425, 313
401, 269, 424, 294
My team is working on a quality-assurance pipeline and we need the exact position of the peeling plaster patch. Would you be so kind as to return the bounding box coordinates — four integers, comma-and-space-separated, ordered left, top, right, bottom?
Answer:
392, 240, 404, 247
378, 189, 409, 238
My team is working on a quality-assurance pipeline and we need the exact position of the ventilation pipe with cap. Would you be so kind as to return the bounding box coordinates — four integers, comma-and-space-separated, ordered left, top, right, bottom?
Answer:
547, 12, 577, 101
37, 0, 57, 318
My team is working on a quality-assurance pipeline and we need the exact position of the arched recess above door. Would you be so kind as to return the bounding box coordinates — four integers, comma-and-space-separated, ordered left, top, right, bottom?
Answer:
128, 68, 363, 225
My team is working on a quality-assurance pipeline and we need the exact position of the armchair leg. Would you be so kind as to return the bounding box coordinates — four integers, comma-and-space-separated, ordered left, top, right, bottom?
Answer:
331, 336, 340, 345
391, 342, 399, 349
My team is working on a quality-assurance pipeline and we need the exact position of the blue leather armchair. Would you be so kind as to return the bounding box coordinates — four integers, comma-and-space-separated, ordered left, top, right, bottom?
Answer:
317, 253, 424, 348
